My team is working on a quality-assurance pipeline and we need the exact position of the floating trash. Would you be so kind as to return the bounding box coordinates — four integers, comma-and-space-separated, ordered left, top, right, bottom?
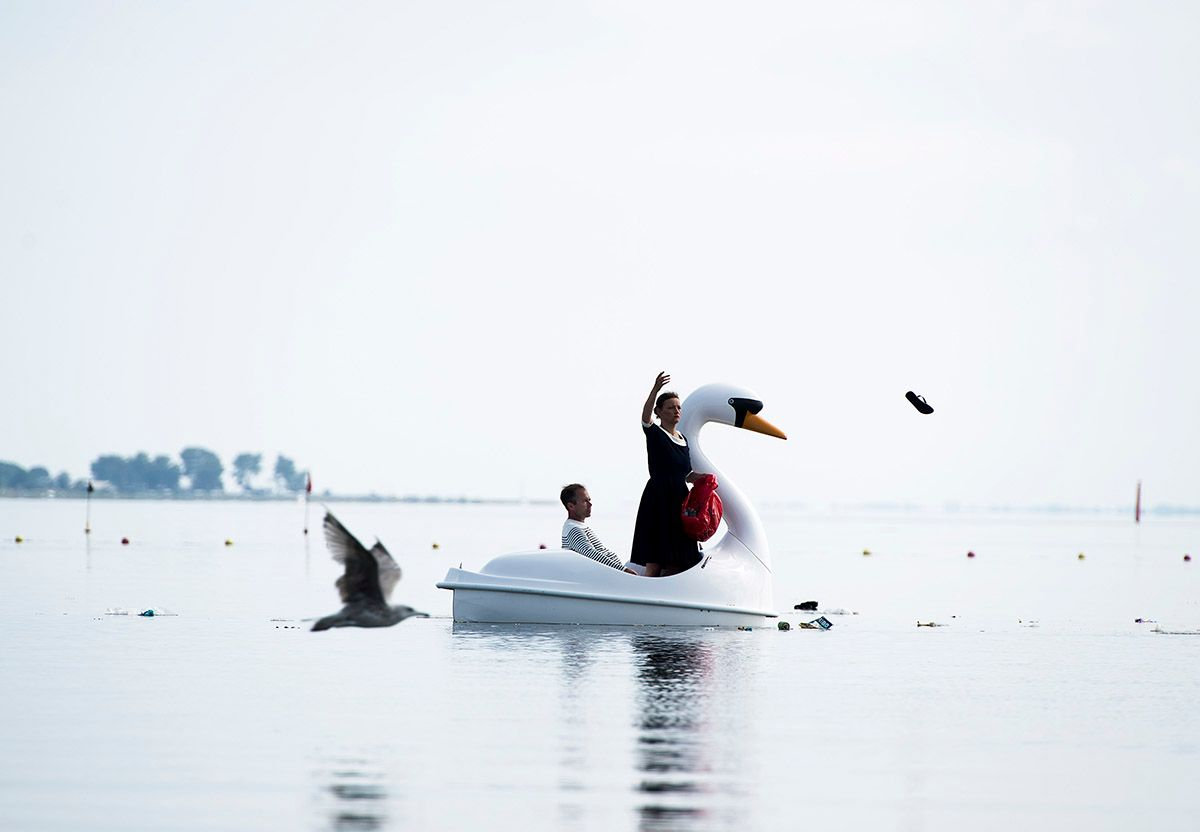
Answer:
432, 542, 440, 550
967, 550, 976, 558
737, 626, 753, 631
798, 616, 833, 630
224, 539, 233, 546
917, 621, 946, 627
906, 391, 935, 414
862, 548, 871, 556
14, 535, 23, 543
1078, 552, 1085, 560
794, 601, 818, 611
1185, 554, 1192, 562
1134, 618, 1157, 624
778, 621, 791, 630
121, 537, 130, 545
107, 607, 177, 617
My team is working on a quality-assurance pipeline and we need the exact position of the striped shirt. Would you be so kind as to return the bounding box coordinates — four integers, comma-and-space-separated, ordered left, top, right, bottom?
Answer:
562, 519, 625, 570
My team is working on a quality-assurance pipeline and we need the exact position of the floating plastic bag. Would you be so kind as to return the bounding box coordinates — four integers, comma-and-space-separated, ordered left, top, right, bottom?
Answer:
681, 473, 722, 542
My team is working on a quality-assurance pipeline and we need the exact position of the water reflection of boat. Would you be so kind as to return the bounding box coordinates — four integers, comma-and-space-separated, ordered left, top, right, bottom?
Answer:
316, 756, 390, 831
444, 625, 753, 829
634, 635, 714, 830
437, 383, 787, 626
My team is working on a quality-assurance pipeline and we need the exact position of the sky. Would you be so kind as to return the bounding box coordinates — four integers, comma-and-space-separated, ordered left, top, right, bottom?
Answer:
2, 2, 1198, 509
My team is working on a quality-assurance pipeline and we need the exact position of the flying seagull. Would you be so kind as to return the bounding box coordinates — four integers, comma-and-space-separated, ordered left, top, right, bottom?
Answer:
312, 511, 428, 631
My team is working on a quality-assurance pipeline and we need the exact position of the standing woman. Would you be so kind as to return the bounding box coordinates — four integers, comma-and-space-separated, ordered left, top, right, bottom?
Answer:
630, 372, 701, 577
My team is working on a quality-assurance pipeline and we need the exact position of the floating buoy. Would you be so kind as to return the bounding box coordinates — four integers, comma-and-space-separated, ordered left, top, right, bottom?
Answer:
14, 535, 23, 543
777, 621, 791, 631
862, 548, 871, 556
431, 542, 440, 550
224, 539, 233, 547
121, 537, 130, 545
1077, 552, 1085, 560
967, 550, 975, 558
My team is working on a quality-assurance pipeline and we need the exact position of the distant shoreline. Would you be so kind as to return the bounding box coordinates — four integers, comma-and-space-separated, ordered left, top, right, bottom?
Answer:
0, 491, 556, 506
0, 493, 1194, 515
0, 489, 559, 501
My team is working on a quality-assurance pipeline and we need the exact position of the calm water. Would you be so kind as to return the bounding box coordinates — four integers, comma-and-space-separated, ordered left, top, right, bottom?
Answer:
1, 498, 1198, 831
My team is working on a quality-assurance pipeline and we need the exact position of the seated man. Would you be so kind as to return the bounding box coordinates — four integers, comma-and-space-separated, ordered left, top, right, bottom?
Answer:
560, 483, 641, 574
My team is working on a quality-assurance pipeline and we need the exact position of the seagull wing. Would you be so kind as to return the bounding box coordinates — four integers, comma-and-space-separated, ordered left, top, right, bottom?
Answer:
370, 540, 402, 601
323, 511, 363, 565
323, 512, 384, 605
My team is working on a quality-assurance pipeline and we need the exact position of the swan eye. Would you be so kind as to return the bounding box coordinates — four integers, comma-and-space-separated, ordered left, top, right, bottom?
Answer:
728, 397, 764, 427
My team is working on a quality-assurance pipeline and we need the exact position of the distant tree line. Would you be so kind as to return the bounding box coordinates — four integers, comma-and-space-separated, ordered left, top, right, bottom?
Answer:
0, 462, 79, 493
0, 449, 309, 496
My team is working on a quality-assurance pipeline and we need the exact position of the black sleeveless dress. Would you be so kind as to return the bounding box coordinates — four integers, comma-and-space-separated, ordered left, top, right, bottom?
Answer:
630, 424, 700, 571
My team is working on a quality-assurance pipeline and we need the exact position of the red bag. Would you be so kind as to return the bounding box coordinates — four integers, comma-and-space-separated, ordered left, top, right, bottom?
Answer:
681, 473, 722, 542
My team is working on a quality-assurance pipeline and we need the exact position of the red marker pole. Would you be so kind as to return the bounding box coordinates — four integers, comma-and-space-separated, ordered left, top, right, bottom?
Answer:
303, 472, 313, 535
85, 479, 94, 534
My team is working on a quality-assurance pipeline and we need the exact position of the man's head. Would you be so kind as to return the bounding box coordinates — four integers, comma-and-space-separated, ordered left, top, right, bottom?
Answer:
560, 483, 592, 522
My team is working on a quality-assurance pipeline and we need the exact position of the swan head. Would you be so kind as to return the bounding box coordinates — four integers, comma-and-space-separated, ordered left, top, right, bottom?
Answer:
680, 383, 787, 440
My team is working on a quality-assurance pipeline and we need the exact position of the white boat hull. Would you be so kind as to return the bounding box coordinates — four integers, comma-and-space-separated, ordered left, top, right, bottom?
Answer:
438, 544, 776, 627
447, 587, 769, 627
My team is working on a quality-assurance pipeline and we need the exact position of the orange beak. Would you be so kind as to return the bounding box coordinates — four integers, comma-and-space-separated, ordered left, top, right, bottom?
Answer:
740, 411, 787, 440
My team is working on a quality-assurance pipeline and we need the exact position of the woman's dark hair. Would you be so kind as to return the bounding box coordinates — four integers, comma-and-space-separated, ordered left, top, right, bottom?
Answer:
654, 391, 680, 412
560, 483, 585, 508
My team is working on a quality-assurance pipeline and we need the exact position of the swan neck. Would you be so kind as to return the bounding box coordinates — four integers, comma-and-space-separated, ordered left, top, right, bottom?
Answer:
687, 422, 769, 563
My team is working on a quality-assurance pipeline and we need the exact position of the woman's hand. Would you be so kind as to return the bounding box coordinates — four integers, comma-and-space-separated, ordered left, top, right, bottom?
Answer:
642, 371, 671, 425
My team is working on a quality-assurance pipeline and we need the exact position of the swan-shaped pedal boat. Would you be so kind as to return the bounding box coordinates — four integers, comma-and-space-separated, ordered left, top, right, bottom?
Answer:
436, 383, 787, 626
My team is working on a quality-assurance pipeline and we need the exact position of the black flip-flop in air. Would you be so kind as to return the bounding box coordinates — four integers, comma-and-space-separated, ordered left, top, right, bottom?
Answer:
906, 391, 934, 414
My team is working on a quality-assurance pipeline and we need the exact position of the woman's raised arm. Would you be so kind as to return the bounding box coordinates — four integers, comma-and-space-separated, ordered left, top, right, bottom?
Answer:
641, 372, 670, 424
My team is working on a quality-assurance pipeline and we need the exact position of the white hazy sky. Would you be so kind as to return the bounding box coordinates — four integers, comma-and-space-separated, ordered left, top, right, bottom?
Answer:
2, 2, 1197, 508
